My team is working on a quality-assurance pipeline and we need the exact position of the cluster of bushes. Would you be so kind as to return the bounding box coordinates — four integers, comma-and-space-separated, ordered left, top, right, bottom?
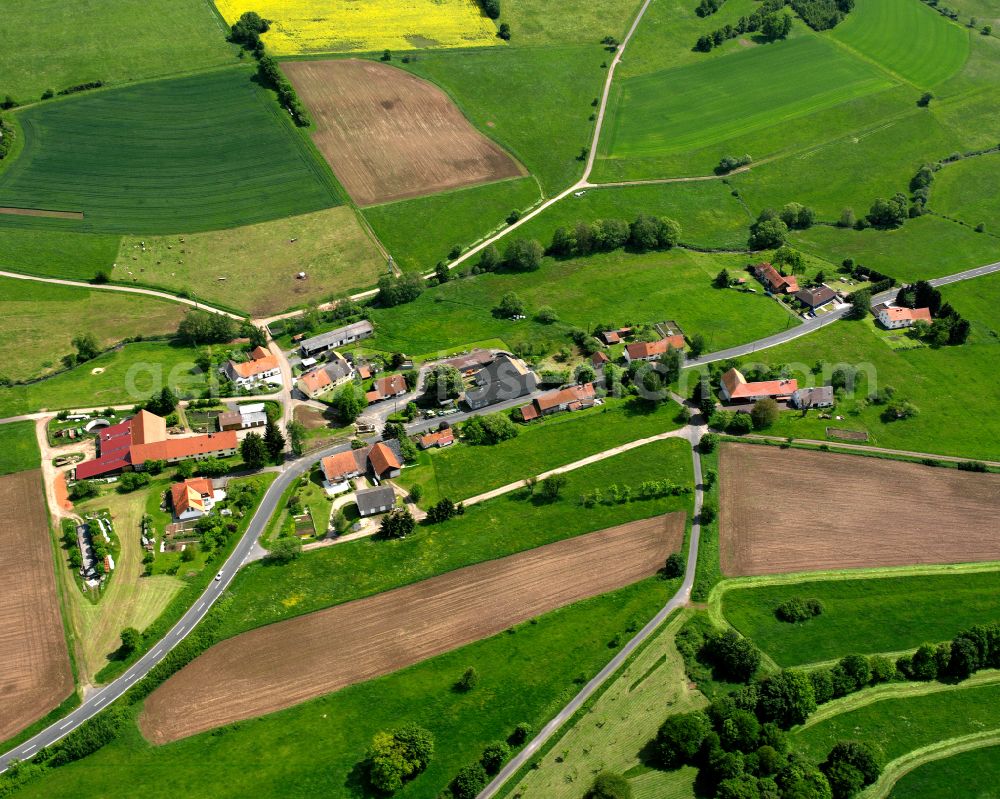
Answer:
116, 471, 150, 493
579, 478, 691, 507
0, 115, 14, 160
257, 55, 310, 126
716, 154, 752, 174
696, 0, 727, 16
461, 413, 519, 445
549, 214, 682, 258
378, 507, 417, 539
747, 204, 815, 250
896, 280, 971, 345
443, 722, 531, 799
364, 724, 434, 794
376, 272, 424, 307
176, 309, 237, 346
56, 80, 105, 96
898, 623, 1000, 682
472, 238, 544, 274
791, 0, 855, 30
425, 497, 465, 524
695, 0, 791, 51
774, 597, 824, 623
477, 0, 501, 19
230, 11, 269, 49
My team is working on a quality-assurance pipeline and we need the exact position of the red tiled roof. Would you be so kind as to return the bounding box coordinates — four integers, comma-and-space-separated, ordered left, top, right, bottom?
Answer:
520, 404, 540, 421
298, 367, 332, 394
371, 373, 407, 400
250, 345, 270, 360
535, 383, 596, 412
321, 450, 363, 483
358, 365, 372, 380
591, 351, 609, 365
754, 262, 799, 293
170, 478, 213, 515
368, 442, 401, 476
882, 306, 932, 323
131, 409, 166, 445
419, 429, 455, 448
131, 431, 237, 465
721, 368, 797, 400
625, 335, 685, 360
228, 352, 279, 379
603, 331, 621, 344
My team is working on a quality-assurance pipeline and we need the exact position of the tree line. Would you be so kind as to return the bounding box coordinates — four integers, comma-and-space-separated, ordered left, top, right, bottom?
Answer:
695, 0, 853, 51
549, 214, 682, 258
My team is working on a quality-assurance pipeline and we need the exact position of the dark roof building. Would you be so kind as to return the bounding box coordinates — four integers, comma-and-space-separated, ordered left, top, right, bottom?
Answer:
464, 354, 539, 410
356, 485, 397, 517
299, 321, 374, 357
790, 386, 835, 409
794, 285, 837, 309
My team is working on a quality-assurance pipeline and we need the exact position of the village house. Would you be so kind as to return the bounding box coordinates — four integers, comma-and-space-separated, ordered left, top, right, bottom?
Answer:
719, 368, 798, 403
623, 335, 686, 363
794, 285, 838, 311
877, 305, 932, 329
442, 348, 496, 375
366, 373, 408, 404
319, 440, 403, 493
217, 402, 268, 431
753, 262, 799, 294
75, 410, 238, 480
789, 386, 835, 409
355, 485, 396, 517
419, 428, 455, 449
520, 383, 596, 421
222, 346, 281, 388
296, 352, 354, 400
598, 327, 632, 346
298, 321, 374, 358
170, 477, 225, 521
464, 353, 539, 410
591, 351, 610, 370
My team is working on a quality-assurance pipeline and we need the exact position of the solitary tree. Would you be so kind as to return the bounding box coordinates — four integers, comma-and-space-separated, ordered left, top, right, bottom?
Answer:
713, 268, 731, 288
240, 432, 268, 469
586, 771, 633, 799
119, 627, 142, 655
379, 508, 415, 539
750, 398, 779, 430
265, 537, 302, 564
333, 382, 367, 423
540, 474, 568, 501
264, 419, 285, 461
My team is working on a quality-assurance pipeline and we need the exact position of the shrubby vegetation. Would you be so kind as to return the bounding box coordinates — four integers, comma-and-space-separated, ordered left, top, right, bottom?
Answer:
257, 55, 310, 127
696, 0, 853, 50
896, 280, 971, 346
0, 115, 15, 160
176, 310, 236, 346
774, 597, 824, 623
548, 214, 680, 259
716, 154, 752, 175
461, 413, 519, 445
377, 272, 425, 307
697, 0, 728, 17
365, 724, 434, 794
579, 478, 691, 508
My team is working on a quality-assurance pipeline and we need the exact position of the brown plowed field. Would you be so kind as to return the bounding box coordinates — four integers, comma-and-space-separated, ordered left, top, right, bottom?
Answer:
140, 513, 685, 743
0, 470, 74, 741
719, 443, 1000, 576
283, 59, 526, 206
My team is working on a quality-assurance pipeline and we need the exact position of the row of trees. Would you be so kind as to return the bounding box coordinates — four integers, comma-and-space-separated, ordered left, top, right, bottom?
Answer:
695, 0, 792, 51
579, 478, 691, 508
696, 0, 727, 16
377, 272, 425, 307
747, 204, 815, 249
549, 214, 682, 259
0, 116, 14, 160
790, 0, 855, 30
257, 55, 311, 127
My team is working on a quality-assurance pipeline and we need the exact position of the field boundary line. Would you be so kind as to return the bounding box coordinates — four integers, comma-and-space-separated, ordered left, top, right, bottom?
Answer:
740, 434, 1000, 468
861, 728, 1000, 799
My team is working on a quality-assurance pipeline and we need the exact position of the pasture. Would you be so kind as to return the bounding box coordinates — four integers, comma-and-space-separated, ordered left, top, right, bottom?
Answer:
367, 248, 793, 357
718, 444, 1000, 576
0, 69, 341, 235
0, 228, 119, 281
601, 32, 894, 162
1, 277, 185, 382
930, 151, 1000, 230
0, 0, 234, 103
502, 0, 644, 46
113, 207, 386, 316
206, 438, 692, 642
509, 610, 705, 799
719, 570, 1000, 667
213, 0, 499, 55
0, 470, 74, 741
0, 421, 42, 476
13, 579, 671, 799
831, 0, 970, 87
890, 744, 1000, 798
141, 515, 683, 743
284, 59, 524, 206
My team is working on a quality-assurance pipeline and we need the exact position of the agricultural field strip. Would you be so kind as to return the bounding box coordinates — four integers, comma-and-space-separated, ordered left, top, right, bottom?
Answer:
139, 515, 685, 743
744, 435, 1000, 467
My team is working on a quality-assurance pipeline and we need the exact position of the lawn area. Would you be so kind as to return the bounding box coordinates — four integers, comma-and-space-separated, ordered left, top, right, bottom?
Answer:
889, 744, 1000, 798
210, 438, 692, 641
398, 44, 606, 193
112, 207, 386, 316
791, 215, 1000, 282
363, 177, 540, 273
0, 228, 119, 281
0, 341, 208, 418
719, 570, 1000, 668
830, 0, 970, 88
0, 0, 235, 102
513, 181, 753, 250
0, 69, 341, 235
931, 151, 1000, 230
12, 577, 675, 799
61, 483, 185, 682
502, 0, 643, 46
507, 609, 705, 798
367, 248, 794, 358
396, 398, 684, 506
0, 421, 40, 475
1, 277, 186, 383
792, 680, 1000, 764
600, 31, 894, 163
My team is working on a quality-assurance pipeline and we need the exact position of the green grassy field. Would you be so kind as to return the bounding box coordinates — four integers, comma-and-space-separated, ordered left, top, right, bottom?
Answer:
831, 0, 970, 88
601, 31, 894, 162
889, 744, 1000, 798
396, 398, 684, 505
112, 206, 386, 316
363, 177, 541, 273
367, 248, 794, 357
512, 180, 753, 250
502, 0, 643, 46
720, 570, 1000, 667
931, 152, 1000, 230
0, 228, 120, 281
0, 341, 207, 418
0, 69, 340, 235
12, 578, 674, 799
0, 421, 40, 475
793, 680, 1000, 764
2, 277, 186, 382
508, 610, 705, 798
0, 0, 236, 102
209, 438, 692, 641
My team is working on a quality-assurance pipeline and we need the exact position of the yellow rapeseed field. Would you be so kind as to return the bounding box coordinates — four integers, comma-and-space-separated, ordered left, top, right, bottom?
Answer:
214, 0, 500, 55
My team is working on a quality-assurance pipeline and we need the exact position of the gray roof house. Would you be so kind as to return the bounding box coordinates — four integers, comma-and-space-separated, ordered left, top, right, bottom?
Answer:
299, 321, 374, 357
794, 285, 837, 310
356, 485, 397, 517
464, 354, 539, 410
789, 386, 835, 409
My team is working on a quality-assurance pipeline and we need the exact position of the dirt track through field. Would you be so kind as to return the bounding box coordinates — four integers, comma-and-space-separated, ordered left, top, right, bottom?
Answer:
719, 443, 1000, 576
283, 59, 525, 205
139, 513, 684, 743
0, 206, 83, 220
0, 470, 73, 741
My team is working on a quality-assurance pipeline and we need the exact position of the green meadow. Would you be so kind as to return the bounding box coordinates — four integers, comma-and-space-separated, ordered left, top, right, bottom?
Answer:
502, 0, 644, 47
931, 151, 1000, 229
831, 0, 970, 88
0, 228, 119, 281
720, 570, 1000, 668
0, 421, 41, 476
889, 744, 1000, 798
0, 69, 340, 235
0, 0, 236, 102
